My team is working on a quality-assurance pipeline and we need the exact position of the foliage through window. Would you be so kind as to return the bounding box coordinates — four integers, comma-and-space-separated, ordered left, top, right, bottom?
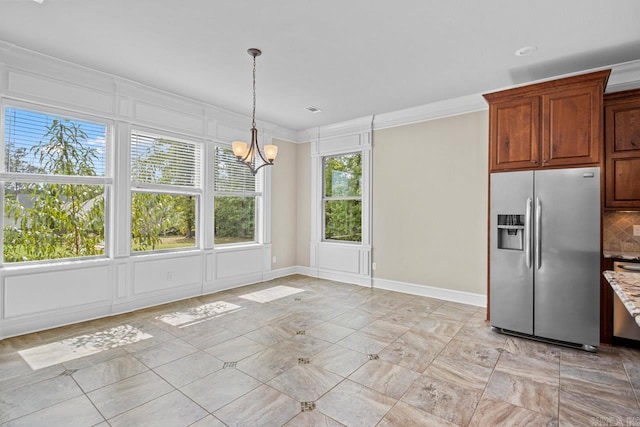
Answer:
2, 107, 109, 262
214, 147, 260, 245
130, 131, 200, 252
323, 153, 362, 242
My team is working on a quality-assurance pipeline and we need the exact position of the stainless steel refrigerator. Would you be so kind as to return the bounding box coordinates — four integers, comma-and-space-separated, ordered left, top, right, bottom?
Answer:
490, 167, 600, 349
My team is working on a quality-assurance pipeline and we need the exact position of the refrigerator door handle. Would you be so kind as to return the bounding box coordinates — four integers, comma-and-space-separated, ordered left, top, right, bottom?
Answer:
535, 197, 542, 269
525, 197, 532, 269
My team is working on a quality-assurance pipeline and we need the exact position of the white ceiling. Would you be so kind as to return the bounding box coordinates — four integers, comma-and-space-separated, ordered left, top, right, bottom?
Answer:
0, 0, 639, 131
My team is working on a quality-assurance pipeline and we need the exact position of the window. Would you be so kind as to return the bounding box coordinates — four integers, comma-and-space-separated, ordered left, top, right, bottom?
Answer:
130, 131, 200, 252
323, 153, 362, 242
2, 106, 110, 262
214, 146, 260, 245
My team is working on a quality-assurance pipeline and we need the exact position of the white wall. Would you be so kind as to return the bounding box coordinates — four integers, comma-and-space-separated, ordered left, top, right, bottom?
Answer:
0, 44, 296, 339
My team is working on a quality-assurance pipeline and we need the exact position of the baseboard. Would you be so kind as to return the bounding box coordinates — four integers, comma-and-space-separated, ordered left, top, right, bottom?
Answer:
203, 272, 264, 294
372, 277, 487, 307
263, 266, 298, 281
295, 266, 318, 277
290, 266, 485, 306
317, 269, 372, 288
0, 305, 113, 341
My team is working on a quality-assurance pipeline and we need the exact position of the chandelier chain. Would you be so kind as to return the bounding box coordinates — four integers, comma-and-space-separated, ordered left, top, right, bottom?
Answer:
252, 54, 257, 129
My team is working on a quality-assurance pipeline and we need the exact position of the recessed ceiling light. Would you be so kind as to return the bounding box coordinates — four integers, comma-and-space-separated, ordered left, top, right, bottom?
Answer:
305, 105, 323, 113
33, 0, 44, 3
515, 46, 538, 57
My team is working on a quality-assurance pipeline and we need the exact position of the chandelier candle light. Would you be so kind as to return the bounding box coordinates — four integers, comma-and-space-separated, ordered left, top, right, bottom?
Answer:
232, 48, 278, 175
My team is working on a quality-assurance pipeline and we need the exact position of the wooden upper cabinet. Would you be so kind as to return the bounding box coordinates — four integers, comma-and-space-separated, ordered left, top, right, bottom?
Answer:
542, 85, 601, 166
604, 88, 640, 209
489, 96, 540, 170
484, 70, 610, 172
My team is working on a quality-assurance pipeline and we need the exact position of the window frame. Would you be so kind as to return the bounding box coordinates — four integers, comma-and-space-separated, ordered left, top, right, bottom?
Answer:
213, 144, 262, 247
0, 101, 113, 264
129, 128, 202, 254
322, 151, 363, 243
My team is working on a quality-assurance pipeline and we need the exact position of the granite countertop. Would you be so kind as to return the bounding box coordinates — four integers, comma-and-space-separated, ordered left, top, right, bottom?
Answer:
603, 271, 640, 326
603, 251, 640, 261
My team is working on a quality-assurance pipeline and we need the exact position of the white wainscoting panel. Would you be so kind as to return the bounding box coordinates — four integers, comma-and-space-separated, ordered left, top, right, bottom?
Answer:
3, 265, 110, 318
116, 263, 128, 299
133, 254, 202, 295
132, 101, 204, 136
215, 247, 262, 279
205, 252, 215, 282
316, 134, 362, 156
318, 244, 361, 274
216, 123, 249, 144
7, 70, 114, 115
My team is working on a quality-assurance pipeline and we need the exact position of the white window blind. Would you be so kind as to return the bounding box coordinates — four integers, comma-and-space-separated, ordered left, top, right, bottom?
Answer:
131, 131, 201, 188
214, 147, 261, 195
4, 106, 107, 176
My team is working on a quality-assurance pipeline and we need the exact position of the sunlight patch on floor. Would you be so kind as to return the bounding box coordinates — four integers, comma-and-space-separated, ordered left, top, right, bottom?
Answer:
18, 324, 152, 370
239, 285, 305, 303
156, 301, 243, 327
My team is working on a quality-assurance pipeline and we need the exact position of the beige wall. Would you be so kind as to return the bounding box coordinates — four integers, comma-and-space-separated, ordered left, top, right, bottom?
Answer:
372, 111, 489, 295
270, 139, 297, 269
296, 142, 311, 267
274, 111, 489, 295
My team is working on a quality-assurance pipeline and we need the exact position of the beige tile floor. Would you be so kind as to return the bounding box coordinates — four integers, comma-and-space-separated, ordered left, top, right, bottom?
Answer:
2, 275, 640, 426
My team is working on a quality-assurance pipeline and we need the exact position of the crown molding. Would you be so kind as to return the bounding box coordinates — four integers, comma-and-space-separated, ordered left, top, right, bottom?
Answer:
605, 59, 640, 94
295, 94, 487, 143
372, 93, 488, 132
296, 59, 640, 143
0, 43, 299, 143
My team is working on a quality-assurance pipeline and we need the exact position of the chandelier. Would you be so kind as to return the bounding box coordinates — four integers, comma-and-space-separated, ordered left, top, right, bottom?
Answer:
232, 48, 278, 175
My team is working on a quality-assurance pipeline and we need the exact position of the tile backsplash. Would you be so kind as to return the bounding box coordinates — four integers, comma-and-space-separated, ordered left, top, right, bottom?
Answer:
603, 211, 640, 252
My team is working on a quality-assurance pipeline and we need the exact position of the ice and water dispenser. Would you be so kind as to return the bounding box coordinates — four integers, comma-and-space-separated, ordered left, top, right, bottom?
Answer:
497, 214, 525, 250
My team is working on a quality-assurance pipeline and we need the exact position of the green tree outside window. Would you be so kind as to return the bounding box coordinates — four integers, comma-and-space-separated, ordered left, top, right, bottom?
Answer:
323, 153, 362, 242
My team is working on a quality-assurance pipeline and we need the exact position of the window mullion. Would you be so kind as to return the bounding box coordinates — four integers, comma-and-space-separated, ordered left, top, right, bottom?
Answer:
0, 172, 112, 185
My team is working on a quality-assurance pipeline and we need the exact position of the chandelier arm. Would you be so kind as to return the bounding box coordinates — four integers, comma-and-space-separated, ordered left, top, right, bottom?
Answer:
251, 160, 273, 176
251, 127, 270, 165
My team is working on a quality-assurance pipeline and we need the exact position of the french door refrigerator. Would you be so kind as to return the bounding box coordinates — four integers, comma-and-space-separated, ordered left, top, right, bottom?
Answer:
490, 167, 600, 350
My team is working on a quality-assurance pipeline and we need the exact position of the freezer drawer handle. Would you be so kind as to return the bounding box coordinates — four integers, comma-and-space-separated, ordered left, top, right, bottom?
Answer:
620, 264, 640, 272
525, 198, 532, 269
535, 197, 542, 270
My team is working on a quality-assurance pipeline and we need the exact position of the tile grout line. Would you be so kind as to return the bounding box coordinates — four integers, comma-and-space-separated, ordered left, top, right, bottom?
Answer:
6, 278, 635, 426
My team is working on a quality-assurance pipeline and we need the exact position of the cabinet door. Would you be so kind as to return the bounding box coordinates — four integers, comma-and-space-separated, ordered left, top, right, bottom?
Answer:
541, 84, 602, 167
489, 96, 540, 171
605, 92, 640, 208
607, 96, 640, 154
607, 157, 640, 207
